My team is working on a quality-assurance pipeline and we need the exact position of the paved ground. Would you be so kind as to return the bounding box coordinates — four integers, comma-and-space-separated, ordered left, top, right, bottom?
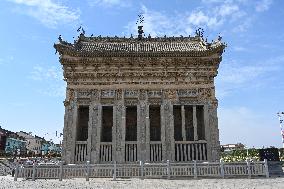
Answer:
1, 175, 284, 189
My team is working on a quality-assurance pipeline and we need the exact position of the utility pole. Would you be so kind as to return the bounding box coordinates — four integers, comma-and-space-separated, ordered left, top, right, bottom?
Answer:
277, 112, 284, 148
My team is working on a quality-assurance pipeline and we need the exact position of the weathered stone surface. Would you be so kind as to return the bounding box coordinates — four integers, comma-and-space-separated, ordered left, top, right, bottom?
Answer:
55, 33, 225, 163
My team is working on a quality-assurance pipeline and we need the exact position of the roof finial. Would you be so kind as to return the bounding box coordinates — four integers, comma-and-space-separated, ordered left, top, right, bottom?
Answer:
136, 13, 144, 40
77, 25, 85, 35
195, 28, 204, 38
58, 35, 63, 43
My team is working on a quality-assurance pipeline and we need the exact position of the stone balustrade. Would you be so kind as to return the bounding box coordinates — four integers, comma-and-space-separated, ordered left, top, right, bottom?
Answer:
15, 160, 269, 181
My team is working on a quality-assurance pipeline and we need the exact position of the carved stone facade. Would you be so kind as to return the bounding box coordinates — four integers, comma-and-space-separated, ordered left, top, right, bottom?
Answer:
55, 32, 225, 164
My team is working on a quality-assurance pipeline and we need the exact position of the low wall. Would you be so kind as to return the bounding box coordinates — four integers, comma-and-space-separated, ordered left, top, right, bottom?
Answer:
14, 160, 269, 181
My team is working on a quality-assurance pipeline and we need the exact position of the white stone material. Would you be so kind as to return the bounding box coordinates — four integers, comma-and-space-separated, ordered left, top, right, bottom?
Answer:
55, 34, 225, 163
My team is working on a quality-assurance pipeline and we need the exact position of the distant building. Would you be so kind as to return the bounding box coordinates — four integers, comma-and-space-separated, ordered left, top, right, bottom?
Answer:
221, 143, 245, 152
49, 143, 62, 155
41, 140, 62, 156
17, 131, 44, 155
0, 127, 7, 154
0, 126, 26, 155
41, 141, 50, 155
5, 137, 26, 155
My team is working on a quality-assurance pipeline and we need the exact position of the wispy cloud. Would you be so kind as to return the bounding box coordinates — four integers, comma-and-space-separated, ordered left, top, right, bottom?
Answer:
88, 0, 131, 8
216, 55, 284, 98
201, 0, 224, 4
125, 2, 254, 37
30, 65, 62, 81
217, 3, 240, 17
124, 5, 194, 37
255, 0, 273, 12
125, 0, 275, 37
218, 64, 275, 85
187, 10, 222, 29
0, 55, 14, 65
8, 0, 80, 28
186, 2, 244, 28
38, 84, 65, 97
232, 46, 247, 52
232, 15, 254, 33
29, 65, 65, 97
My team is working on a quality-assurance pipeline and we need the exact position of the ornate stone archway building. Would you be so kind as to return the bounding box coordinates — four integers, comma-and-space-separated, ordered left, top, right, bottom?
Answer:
54, 31, 225, 164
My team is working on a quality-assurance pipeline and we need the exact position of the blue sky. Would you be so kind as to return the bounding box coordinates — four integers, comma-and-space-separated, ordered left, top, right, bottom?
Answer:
0, 0, 283, 147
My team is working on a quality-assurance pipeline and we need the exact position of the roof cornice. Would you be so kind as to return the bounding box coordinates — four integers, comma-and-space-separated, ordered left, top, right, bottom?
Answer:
54, 33, 226, 58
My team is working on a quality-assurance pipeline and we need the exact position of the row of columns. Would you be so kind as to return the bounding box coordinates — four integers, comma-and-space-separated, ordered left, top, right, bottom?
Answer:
65, 100, 213, 164
180, 105, 198, 141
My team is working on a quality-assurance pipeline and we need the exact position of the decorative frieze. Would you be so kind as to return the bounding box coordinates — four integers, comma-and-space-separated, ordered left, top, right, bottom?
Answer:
124, 90, 139, 98
69, 88, 214, 107
148, 98, 162, 105
178, 89, 198, 97
101, 90, 115, 98
91, 89, 100, 101
77, 99, 90, 106
124, 99, 138, 106
116, 89, 123, 100
139, 89, 147, 101
164, 89, 177, 101
77, 91, 92, 98
100, 98, 115, 105
148, 90, 162, 98
67, 81, 214, 87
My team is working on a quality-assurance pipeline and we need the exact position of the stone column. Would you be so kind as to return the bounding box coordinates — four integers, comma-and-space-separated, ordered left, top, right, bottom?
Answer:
137, 90, 148, 161
94, 104, 102, 163
160, 102, 166, 161
169, 103, 175, 161
193, 105, 198, 141
69, 92, 78, 164
145, 104, 150, 161
209, 100, 220, 162
62, 102, 72, 164
113, 89, 125, 163
89, 103, 102, 164
121, 104, 126, 162
112, 104, 117, 162
204, 103, 212, 161
137, 101, 148, 161
137, 104, 141, 160
62, 89, 78, 164
87, 101, 94, 162
181, 105, 186, 141
162, 98, 175, 161
137, 102, 147, 161
87, 90, 101, 163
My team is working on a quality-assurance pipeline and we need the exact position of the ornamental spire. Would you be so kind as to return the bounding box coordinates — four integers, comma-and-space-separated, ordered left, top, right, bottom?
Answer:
136, 14, 144, 40
195, 28, 204, 38
77, 25, 85, 35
